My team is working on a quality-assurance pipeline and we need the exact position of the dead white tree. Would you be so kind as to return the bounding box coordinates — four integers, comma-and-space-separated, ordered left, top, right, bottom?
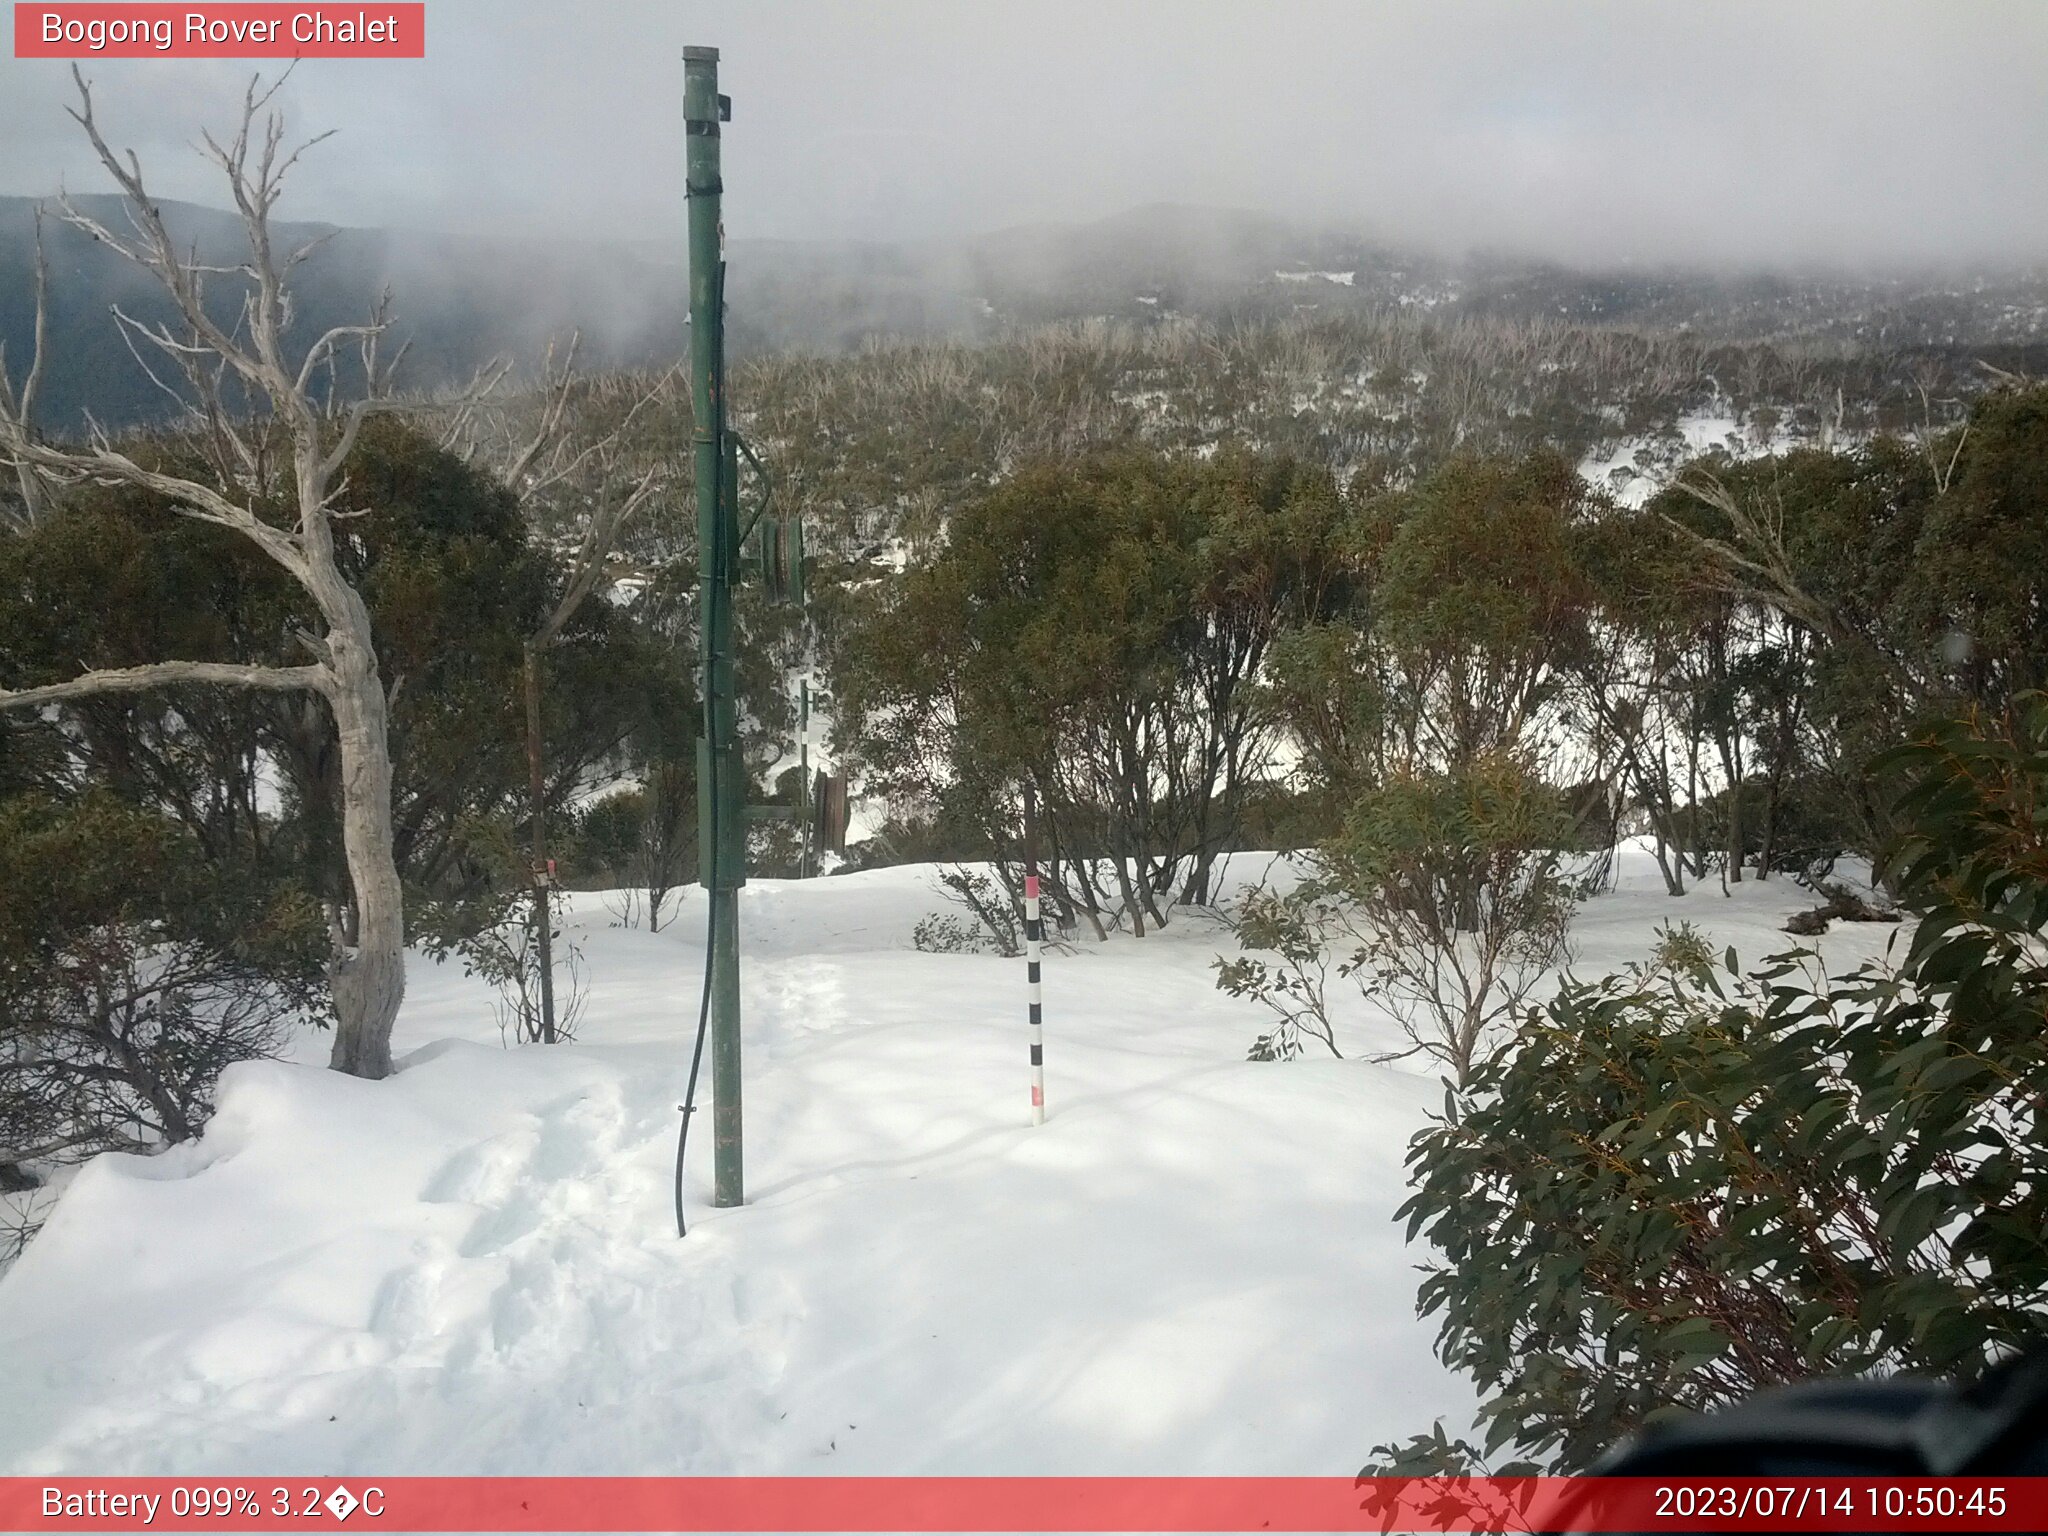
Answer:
1912, 376, 1970, 496
0, 68, 467, 1079
1667, 469, 1851, 648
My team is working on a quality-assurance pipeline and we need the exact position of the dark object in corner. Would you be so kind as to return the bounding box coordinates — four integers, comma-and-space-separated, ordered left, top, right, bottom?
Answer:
1550, 1348, 2048, 1534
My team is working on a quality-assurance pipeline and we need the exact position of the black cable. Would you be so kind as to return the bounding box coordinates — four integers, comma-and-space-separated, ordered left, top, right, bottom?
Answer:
673, 907, 713, 1237
674, 588, 718, 1235
675, 597, 719, 1237
675, 257, 729, 1239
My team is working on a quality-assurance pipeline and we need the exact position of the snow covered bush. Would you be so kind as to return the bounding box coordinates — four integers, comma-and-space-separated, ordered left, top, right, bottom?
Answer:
929, 867, 1023, 957
1217, 755, 1580, 1080
423, 894, 590, 1046
1381, 698, 2048, 1472
911, 911, 996, 956
1213, 885, 1344, 1060
0, 793, 326, 1206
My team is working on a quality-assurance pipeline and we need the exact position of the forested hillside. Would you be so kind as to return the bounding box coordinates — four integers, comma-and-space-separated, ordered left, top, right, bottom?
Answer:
7, 194, 2046, 431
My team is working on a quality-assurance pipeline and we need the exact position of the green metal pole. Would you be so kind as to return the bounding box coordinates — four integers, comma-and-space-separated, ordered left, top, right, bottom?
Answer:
685, 45, 743, 1209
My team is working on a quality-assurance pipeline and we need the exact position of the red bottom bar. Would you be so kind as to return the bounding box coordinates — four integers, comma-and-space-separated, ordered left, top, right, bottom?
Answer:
1, 1477, 2043, 1533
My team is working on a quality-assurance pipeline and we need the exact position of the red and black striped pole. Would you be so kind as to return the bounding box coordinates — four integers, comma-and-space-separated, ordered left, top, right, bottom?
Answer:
1023, 782, 1046, 1125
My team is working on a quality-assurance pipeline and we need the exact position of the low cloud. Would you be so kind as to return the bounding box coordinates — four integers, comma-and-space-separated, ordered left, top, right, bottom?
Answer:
0, 0, 2042, 270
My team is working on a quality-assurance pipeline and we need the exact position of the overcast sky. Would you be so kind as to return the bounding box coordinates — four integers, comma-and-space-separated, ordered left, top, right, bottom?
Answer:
2, 0, 2044, 269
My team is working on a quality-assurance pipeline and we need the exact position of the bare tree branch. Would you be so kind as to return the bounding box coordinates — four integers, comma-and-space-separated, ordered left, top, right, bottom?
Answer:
502, 332, 584, 489
533, 464, 665, 651
460, 349, 683, 653
0, 660, 329, 712
0, 432, 310, 578
1666, 470, 1848, 645
61, 67, 289, 411
20, 206, 51, 429
3, 68, 422, 1077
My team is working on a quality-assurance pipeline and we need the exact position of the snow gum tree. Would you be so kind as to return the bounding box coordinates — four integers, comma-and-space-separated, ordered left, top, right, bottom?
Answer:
839, 448, 1346, 939
0, 72, 459, 1079
1640, 386, 2048, 879
1227, 451, 1595, 1074
1363, 451, 1596, 770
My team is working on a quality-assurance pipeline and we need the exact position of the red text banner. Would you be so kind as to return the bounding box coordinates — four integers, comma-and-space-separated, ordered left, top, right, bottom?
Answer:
14, 5, 425, 58
2, 1477, 2046, 1532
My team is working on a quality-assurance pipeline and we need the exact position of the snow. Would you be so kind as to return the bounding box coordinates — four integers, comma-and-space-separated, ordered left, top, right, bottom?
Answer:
0, 848, 1898, 1476
1575, 405, 1806, 508
866, 537, 912, 574
759, 673, 834, 792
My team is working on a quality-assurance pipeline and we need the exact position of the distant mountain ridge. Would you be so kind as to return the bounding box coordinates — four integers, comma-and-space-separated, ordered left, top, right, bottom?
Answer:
3, 195, 2043, 430
0, 195, 693, 431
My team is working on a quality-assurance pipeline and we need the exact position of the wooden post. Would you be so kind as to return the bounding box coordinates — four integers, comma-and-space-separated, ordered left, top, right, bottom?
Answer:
523, 642, 557, 1045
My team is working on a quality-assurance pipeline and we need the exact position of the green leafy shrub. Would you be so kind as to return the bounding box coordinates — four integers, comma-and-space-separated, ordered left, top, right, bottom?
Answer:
1381, 698, 2048, 1472
912, 912, 995, 956
0, 792, 327, 1199
1645, 918, 1716, 979
1215, 885, 1345, 1060
1329, 760, 1581, 1080
930, 868, 1023, 957
1219, 755, 1581, 1080
567, 765, 694, 931
422, 891, 588, 1046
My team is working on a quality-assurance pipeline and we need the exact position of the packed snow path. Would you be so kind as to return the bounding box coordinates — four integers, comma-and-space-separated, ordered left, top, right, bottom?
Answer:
0, 855, 1894, 1475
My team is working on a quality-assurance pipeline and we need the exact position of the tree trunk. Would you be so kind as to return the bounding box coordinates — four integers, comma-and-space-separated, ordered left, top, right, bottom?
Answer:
1684, 744, 1706, 881
1759, 765, 1782, 879
1055, 862, 1107, 942
523, 643, 558, 1044
1723, 755, 1744, 885
1651, 825, 1686, 897
1136, 856, 1168, 931
1112, 854, 1145, 938
324, 616, 405, 1080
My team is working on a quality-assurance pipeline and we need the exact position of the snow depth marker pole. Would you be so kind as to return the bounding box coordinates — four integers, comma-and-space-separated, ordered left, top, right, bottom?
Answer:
1024, 782, 1046, 1125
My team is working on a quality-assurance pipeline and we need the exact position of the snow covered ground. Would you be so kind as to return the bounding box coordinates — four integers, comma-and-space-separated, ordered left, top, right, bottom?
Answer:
0, 849, 1901, 1477
1574, 406, 1796, 508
